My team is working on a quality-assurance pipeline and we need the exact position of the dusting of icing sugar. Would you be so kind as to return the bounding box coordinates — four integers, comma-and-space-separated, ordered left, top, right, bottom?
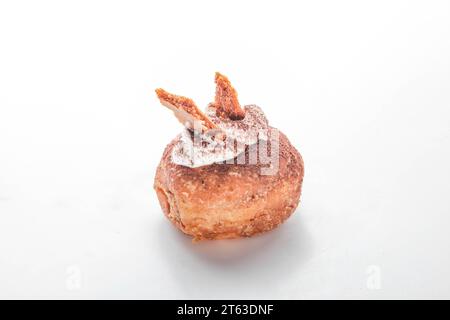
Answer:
171, 105, 269, 168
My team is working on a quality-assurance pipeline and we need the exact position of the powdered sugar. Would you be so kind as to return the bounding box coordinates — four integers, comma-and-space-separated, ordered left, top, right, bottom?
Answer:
171, 105, 269, 168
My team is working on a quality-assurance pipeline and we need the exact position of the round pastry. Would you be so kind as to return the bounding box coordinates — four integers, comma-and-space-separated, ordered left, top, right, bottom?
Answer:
154, 73, 304, 241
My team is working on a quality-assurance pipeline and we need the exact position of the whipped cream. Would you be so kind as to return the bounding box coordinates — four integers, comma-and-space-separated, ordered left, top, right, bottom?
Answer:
171, 105, 269, 168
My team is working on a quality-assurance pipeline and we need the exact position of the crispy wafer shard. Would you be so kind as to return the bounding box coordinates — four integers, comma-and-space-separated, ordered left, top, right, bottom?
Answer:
155, 88, 217, 133
214, 72, 246, 120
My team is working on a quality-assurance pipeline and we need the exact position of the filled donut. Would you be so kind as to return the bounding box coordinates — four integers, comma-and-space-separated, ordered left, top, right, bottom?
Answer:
154, 73, 304, 241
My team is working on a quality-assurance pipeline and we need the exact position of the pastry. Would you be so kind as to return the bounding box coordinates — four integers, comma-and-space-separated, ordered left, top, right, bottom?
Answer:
154, 72, 304, 241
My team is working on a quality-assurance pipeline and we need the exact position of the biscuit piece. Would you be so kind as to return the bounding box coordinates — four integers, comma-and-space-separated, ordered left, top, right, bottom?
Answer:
214, 72, 246, 120
156, 88, 217, 133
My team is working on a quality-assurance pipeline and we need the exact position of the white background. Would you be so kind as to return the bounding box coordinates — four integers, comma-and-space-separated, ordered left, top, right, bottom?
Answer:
1, 0, 449, 299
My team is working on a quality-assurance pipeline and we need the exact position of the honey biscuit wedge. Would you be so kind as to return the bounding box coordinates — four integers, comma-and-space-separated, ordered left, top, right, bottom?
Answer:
155, 88, 217, 134
214, 72, 246, 120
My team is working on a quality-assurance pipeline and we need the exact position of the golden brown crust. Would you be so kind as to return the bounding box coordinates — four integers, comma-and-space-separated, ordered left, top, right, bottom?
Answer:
154, 129, 304, 241
155, 88, 217, 133
214, 72, 246, 120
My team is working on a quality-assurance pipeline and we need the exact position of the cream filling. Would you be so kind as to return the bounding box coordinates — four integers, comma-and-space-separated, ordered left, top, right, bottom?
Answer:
171, 105, 269, 168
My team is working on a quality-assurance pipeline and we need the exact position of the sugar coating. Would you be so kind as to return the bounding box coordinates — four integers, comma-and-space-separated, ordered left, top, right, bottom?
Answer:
171, 105, 269, 168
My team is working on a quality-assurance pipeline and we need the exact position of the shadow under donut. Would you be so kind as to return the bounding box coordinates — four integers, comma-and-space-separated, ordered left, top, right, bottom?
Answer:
157, 211, 314, 299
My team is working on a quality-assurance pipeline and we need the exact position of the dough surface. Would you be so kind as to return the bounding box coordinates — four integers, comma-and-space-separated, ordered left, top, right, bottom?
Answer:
154, 128, 304, 241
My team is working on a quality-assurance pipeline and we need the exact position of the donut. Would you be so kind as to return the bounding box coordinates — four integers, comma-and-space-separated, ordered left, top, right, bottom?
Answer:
153, 73, 304, 241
